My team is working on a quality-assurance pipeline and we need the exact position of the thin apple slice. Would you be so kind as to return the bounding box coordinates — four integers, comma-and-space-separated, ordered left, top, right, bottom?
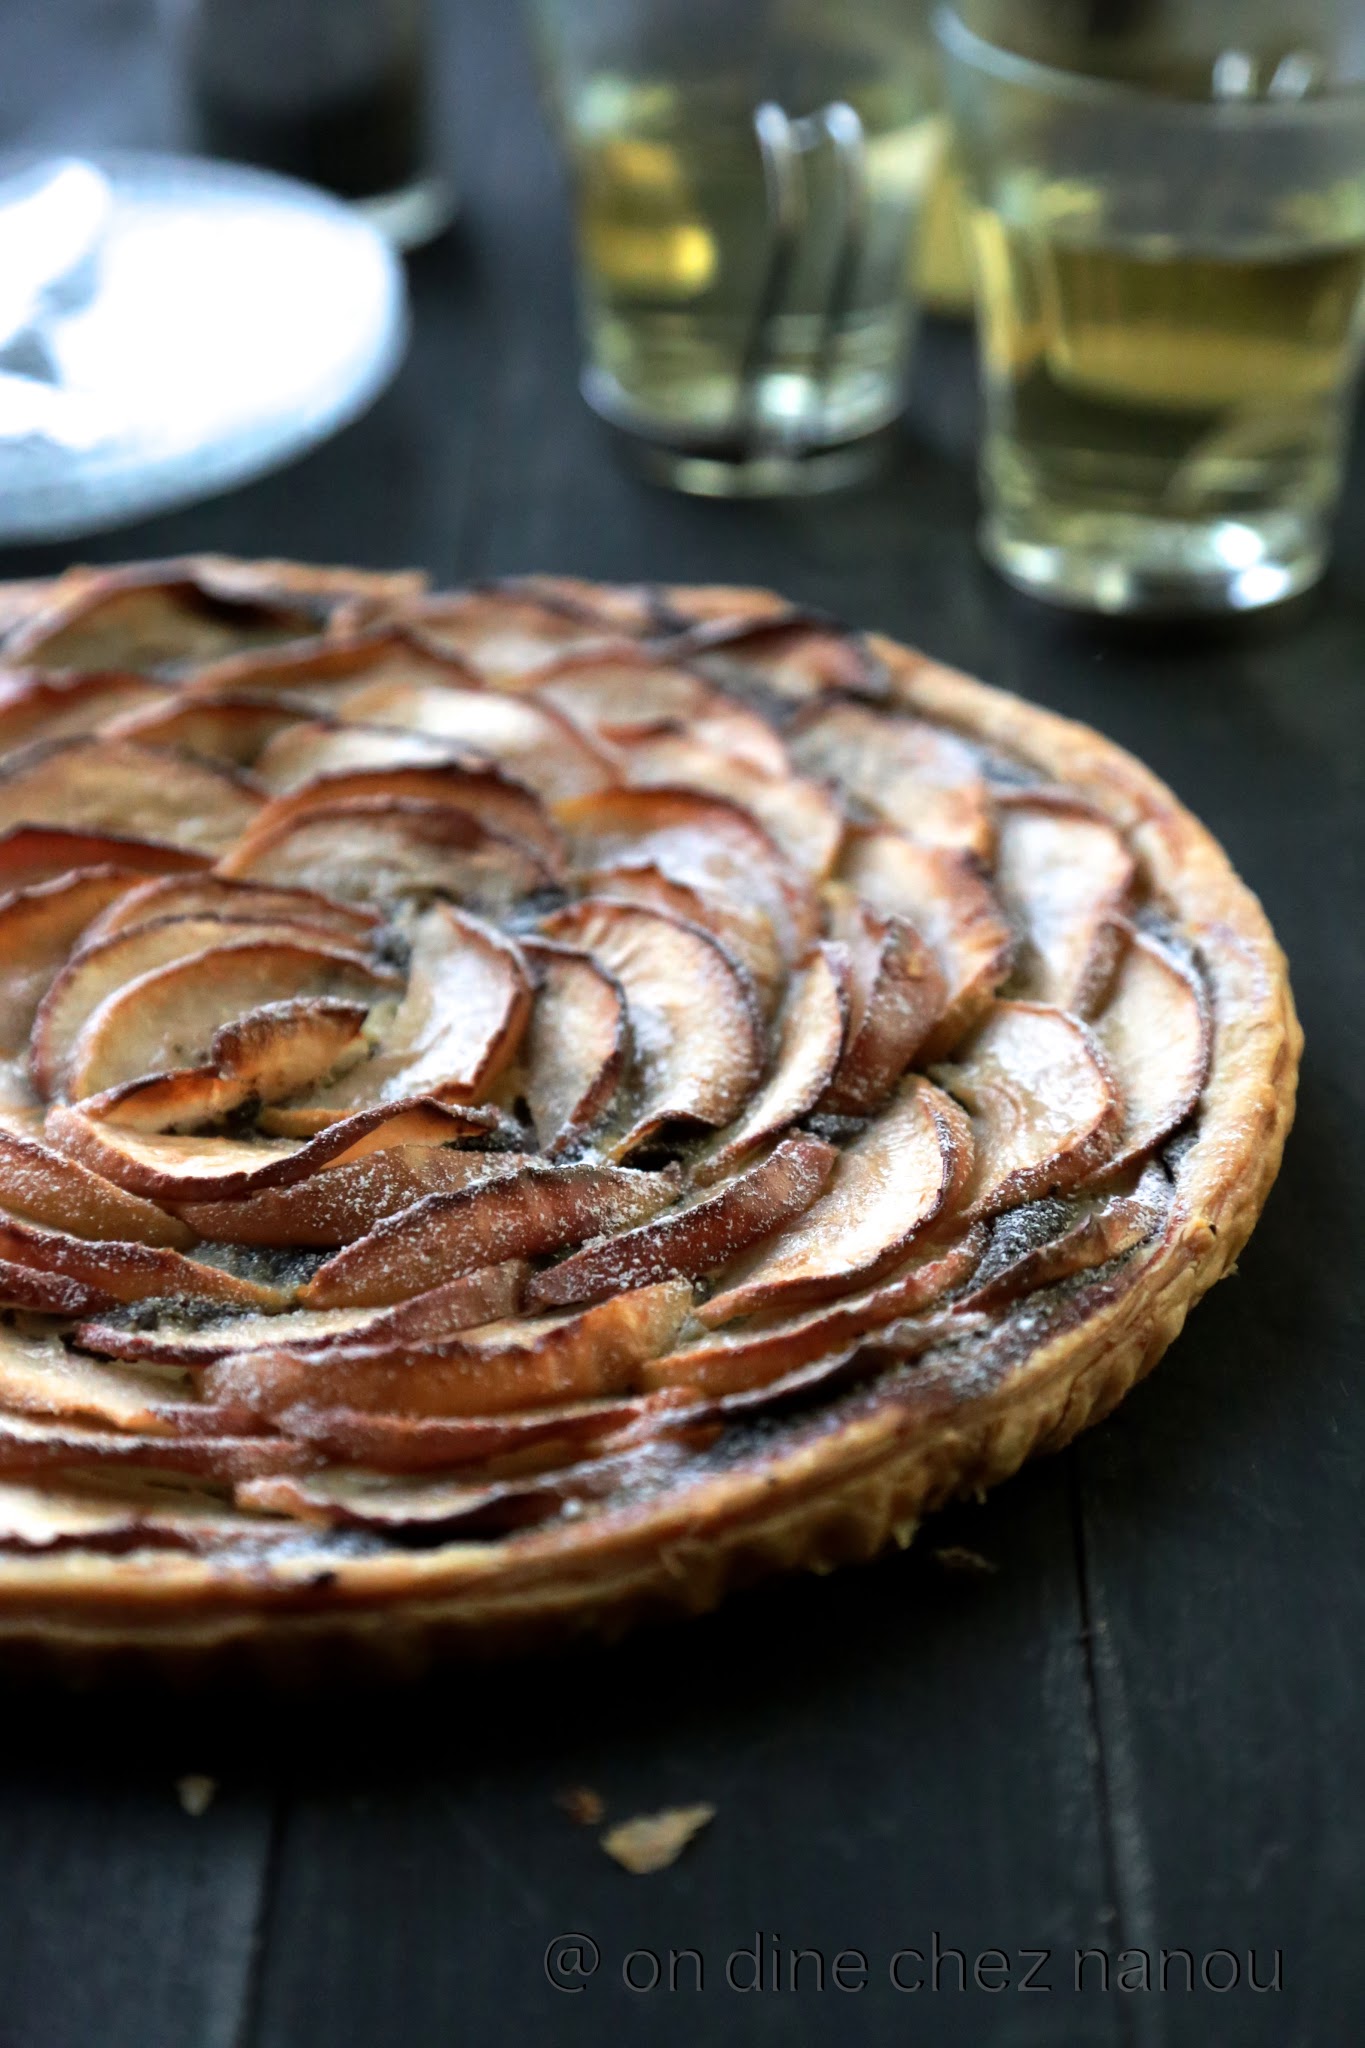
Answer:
932, 1000, 1123, 1220
0, 1123, 193, 1246
0, 1214, 289, 1309
541, 900, 763, 1159
100, 693, 306, 765
47, 1096, 485, 1202
217, 795, 554, 912
691, 948, 847, 1186
816, 894, 946, 1116
406, 592, 638, 679
176, 1148, 534, 1246
538, 657, 789, 776
645, 1224, 987, 1396
336, 679, 617, 801
253, 716, 468, 792
31, 913, 385, 1098
270, 1394, 650, 1473
0, 739, 262, 853
0, 869, 147, 1060
960, 1165, 1168, 1311
527, 1134, 836, 1310
298, 1161, 682, 1308
0, 1323, 204, 1431
273, 904, 530, 1124
0, 1475, 274, 1555
83, 999, 370, 1132
560, 785, 816, 959
790, 700, 993, 860
0, 668, 167, 752
0, 1418, 314, 1484
586, 860, 785, 1018
0, 1257, 117, 1315
1091, 932, 1210, 1176
78, 1261, 528, 1365
1, 562, 331, 670
993, 792, 1136, 1014
518, 940, 626, 1155
83, 873, 378, 947
179, 624, 479, 708
615, 730, 843, 877
0, 826, 208, 894
214, 1278, 694, 1418
226, 756, 561, 870
698, 1077, 969, 1326
61, 940, 393, 1103
839, 825, 1013, 1056
682, 612, 889, 704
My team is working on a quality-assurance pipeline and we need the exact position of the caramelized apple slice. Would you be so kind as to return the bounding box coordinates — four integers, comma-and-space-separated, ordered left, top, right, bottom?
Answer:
528, 653, 713, 729
0, 1476, 270, 1554
179, 625, 478, 709
336, 679, 617, 801
253, 716, 463, 791
586, 860, 785, 1018
698, 1077, 968, 1326
79, 1261, 528, 1365
960, 1165, 1168, 1311
177, 1148, 534, 1245
403, 590, 637, 679
0, 869, 147, 1060
816, 894, 946, 1115
1092, 932, 1210, 1176
273, 904, 530, 1123
840, 826, 1013, 1056
0, 1258, 116, 1316
646, 1224, 987, 1396
217, 795, 554, 911
615, 730, 843, 877
100, 693, 305, 766
227, 757, 561, 870
933, 1000, 1122, 1219
215, 1278, 694, 1418
47, 1096, 484, 1202
61, 940, 393, 1103
270, 1394, 650, 1473
0, 668, 167, 752
31, 914, 385, 1098
83, 999, 369, 1132
790, 700, 993, 860
0, 739, 262, 853
682, 612, 889, 704
541, 900, 763, 1158
0, 1214, 288, 1309
519, 940, 626, 1155
560, 785, 816, 958
0, 1323, 206, 1431
298, 1162, 682, 1308
0, 1123, 193, 1247
0, 826, 208, 894
1, 562, 332, 670
527, 1134, 836, 1310
994, 792, 1136, 1014
691, 947, 847, 1186
0, 1418, 314, 1484
83, 873, 378, 947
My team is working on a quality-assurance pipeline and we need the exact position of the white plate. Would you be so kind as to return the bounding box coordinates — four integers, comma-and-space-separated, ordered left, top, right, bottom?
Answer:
0, 150, 408, 542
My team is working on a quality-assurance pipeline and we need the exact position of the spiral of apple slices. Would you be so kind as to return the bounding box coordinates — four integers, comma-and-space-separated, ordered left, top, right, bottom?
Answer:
0, 563, 1209, 1554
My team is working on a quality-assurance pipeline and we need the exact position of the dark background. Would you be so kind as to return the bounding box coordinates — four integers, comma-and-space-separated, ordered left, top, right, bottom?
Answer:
0, 5, 1361, 2045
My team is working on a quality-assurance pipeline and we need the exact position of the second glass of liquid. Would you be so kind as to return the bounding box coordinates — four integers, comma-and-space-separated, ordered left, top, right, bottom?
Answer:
941, 10, 1365, 615
530, 1, 942, 496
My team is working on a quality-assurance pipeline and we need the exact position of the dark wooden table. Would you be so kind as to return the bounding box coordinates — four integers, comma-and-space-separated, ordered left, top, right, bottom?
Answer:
0, 7, 1361, 2045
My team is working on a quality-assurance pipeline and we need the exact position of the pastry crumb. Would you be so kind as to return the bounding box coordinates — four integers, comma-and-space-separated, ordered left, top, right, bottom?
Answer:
601, 1803, 715, 1874
555, 1784, 605, 1826
933, 1544, 998, 1575
176, 1773, 217, 1817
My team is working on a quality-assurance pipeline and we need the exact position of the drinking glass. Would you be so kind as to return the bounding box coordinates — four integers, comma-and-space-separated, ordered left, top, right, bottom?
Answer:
528, 0, 943, 497
939, 8, 1365, 614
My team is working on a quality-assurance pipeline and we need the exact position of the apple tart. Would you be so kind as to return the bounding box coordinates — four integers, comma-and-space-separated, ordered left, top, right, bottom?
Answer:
0, 558, 1299, 1671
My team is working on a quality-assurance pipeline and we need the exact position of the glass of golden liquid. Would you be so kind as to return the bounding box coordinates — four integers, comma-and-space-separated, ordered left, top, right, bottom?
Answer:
939, 9, 1365, 614
528, 0, 943, 496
